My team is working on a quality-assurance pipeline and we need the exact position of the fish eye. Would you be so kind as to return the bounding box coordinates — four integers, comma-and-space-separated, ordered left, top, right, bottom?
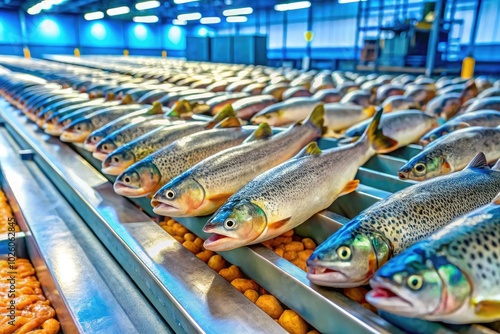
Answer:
414, 163, 426, 174
103, 144, 109, 151
75, 125, 81, 131
166, 190, 175, 199
124, 176, 131, 183
407, 274, 423, 290
113, 156, 120, 163
224, 219, 237, 230
92, 136, 98, 143
337, 246, 351, 260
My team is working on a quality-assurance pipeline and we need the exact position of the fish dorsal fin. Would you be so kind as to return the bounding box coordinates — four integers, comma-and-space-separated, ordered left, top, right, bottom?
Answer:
207, 104, 236, 129
147, 101, 164, 115
214, 116, 241, 128
492, 158, 500, 171
491, 192, 500, 205
304, 104, 325, 134
467, 152, 489, 169
168, 100, 192, 117
363, 105, 377, 116
365, 108, 398, 153
244, 123, 273, 143
296, 142, 322, 158
105, 92, 115, 101
121, 94, 133, 105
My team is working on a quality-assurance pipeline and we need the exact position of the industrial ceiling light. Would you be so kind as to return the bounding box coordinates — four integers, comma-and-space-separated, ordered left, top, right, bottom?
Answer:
135, 1, 161, 10
173, 0, 199, 4
177, 12, 201, 21
133, 15, 159, 23
200, 17, 221, 24
39, 0, 53, 10
107, 6, 130, 16
84, 11, 105, 21
222, 7, 253, 16
172, 19, 187, 25
339, 0, 366, 3
226, 16, 247, 23
274, 1, 311, 11
27, 4, 42, 15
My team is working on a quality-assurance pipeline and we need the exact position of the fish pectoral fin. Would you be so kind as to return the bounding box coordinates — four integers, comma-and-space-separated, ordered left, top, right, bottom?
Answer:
147, 101, 164, 115
466, 152, 488, 169
442, 160, 452, 173
268, 217, 291, 230
492, 192, 500, 205
473, 299, 500, 318
339, 179, 360, 196
206, 193, 233, 204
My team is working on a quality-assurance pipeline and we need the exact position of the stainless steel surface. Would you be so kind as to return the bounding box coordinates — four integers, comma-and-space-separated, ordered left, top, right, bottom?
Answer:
0, 232, 27, 259
0, 99, 286, 334
18, 148, 34, 160
0, 125, 171, 334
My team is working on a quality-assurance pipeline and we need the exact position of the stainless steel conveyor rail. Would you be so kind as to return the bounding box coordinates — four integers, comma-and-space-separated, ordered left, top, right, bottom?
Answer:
0, 99, 286, 334
0, 125, 171, 333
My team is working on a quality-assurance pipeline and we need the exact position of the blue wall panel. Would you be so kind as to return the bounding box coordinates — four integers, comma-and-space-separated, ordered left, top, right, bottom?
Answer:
0, 10, 22, 44
79, 19, 124, 48
126, 23, 161, 49
163, 25, 186, 50
25, 14, 76, 46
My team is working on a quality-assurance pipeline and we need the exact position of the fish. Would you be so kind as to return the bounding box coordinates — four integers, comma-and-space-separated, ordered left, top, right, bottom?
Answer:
113, 116, 253, 198
231, 95, 277, 120
101, 105, 237, 175
399, 126, 500, 181
404, 85, 437, 106
59, 102, 151, 143
37, 97, 111, 128
311, 89, 342, 103
83, 102, 166, 152
92, 117, 182, 161
420, 110, 500, 146
151, 105, 325, 217
203, 93, 250, 115
262, 83, 290, 101
341, 110, 437, 147
282, 86, 312, 100
250, 97, 321, 126
306, 153, 500, 288
323, 103, 377, 133
202, 109, 398, 252
376, 84, 405, 104
339, 90, 372, 107
241, 83, 266, 95
367, 187, 500, 324
464, 97, 500, 113
477, 87, 500, 99
382, 96, 420, 112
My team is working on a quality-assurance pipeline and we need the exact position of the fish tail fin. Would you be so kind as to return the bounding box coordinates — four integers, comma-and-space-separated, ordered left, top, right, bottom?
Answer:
147, 101, 164, 115
105, 92, 116, 101
304, 104, 325, 135
492, 192, 500, 205
362, 107, 398, 153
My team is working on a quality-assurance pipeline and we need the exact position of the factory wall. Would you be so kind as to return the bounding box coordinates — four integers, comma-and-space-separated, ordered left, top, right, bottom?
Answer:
0, 9, 186, 58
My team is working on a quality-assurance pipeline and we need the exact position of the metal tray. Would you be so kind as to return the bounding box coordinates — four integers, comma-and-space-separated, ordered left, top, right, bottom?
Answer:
2, 99, 497, 334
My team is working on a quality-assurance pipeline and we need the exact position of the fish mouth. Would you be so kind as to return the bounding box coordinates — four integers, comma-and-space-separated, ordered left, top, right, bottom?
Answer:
84, 142, 98, 152
203, 233, 233, 251
419, 139, 430, 147
113, 181, 150, 198
306, 264, 369, 288
151, 200, 181, 216
366, 279, 413, 309
60, 131, 89, 143
44, 125, 63, 136
92, 150, 108, 161
101, 165, 126, 176
398, 171, 410, 180
35, 118, 45, 128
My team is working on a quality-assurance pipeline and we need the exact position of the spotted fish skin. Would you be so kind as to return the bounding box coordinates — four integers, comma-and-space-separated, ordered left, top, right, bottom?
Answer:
420, 110, 500, 145
368, 193, 500, 324
399, 127, 500, 181
308, 159, 500, 288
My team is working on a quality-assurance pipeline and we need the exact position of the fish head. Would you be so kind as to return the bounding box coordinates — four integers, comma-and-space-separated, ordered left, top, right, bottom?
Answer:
306, 227, 392, 288
114, 160, 161, 197
84, 131, 105, 152
151, 175, 205, 217
102, 148, 136, 175
419, 126, 452, 146
60, 119, 93, 143
202, 199, 267, 251
367, 248, 470, 318
398, 154, 448, 181
93, 139, 117, 161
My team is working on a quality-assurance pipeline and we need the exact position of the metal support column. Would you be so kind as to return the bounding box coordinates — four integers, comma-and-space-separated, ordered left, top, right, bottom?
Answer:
282, 11, 288, 63
306, 4, 313, 60
425, 0, 444, 77
468, 0, 483, 56
353, 0, 363, 65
